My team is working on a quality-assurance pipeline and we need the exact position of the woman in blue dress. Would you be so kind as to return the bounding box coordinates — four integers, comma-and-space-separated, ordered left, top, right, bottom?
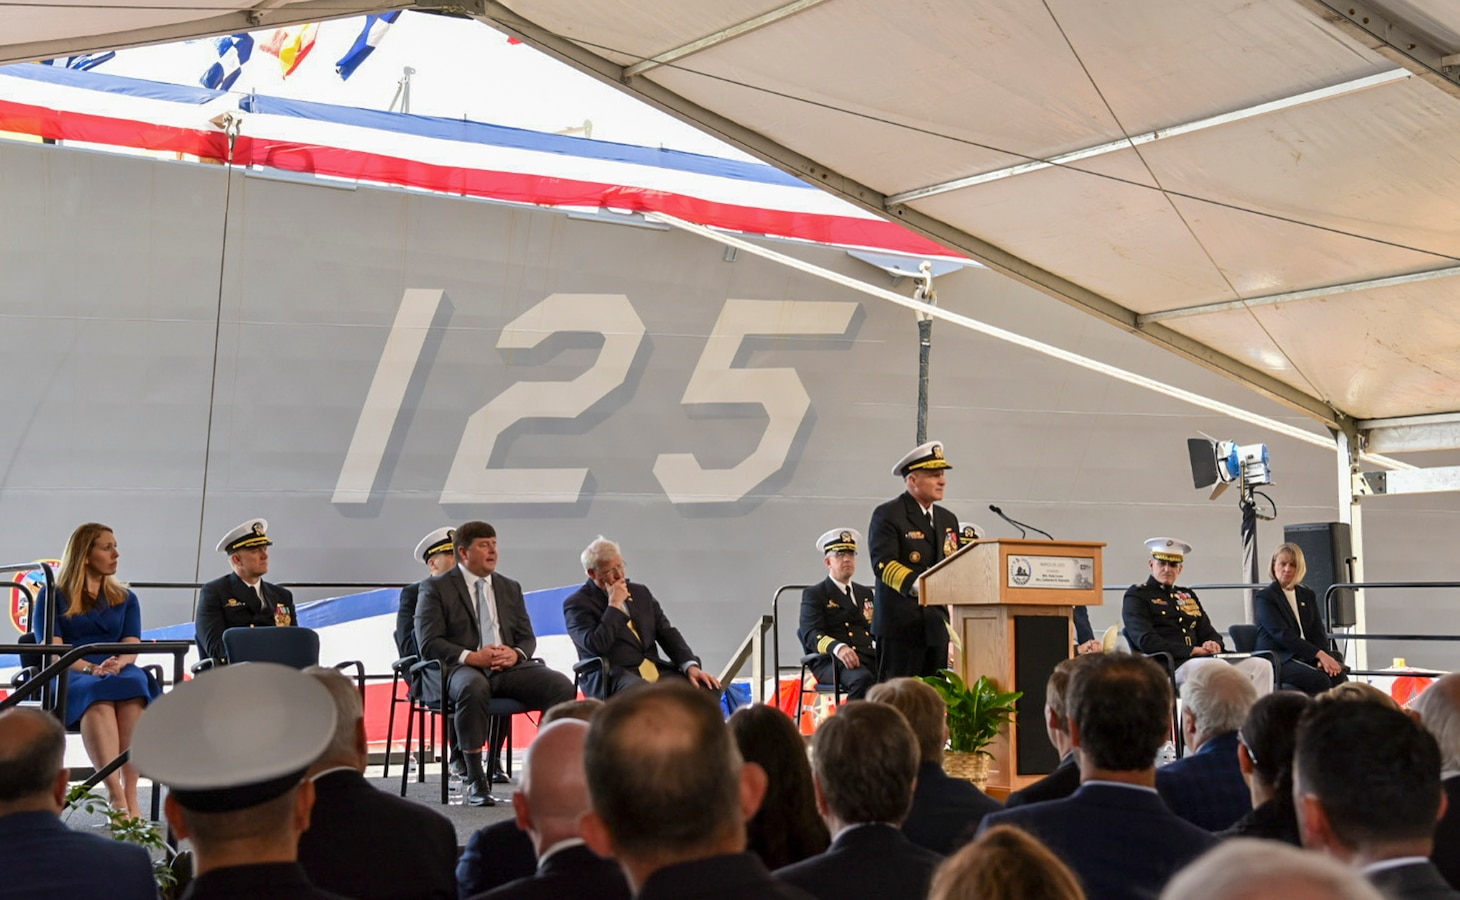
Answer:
35, 522, 161, 816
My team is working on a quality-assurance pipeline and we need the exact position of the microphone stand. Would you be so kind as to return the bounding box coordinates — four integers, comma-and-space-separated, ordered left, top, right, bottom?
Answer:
988, 504, 1054, 540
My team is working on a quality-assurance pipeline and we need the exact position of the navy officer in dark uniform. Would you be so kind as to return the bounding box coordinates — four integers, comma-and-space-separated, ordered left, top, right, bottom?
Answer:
798, 528, 878, 700
194, 518, 298, 663
869, 441, 960, 679
395, 527, 456, 660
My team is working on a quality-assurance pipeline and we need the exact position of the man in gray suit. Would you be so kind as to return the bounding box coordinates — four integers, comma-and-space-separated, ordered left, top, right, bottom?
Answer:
415, 520, 575, 806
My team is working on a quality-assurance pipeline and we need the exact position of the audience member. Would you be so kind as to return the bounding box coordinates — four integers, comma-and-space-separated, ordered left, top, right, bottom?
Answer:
1161, 839, 1385, 900
775, 702, 942, 900
414, 521, 576, 806
1156, 661, 1257, 830
1252, 543, 1346, 695
195, 518, 297, 662
563, 536, 719, 698
475, 719, 629, 900
928, 825, 1085, 900
1412, 672, 1460, 888
0, 707, 157, 900
1315, 681, 1400, 709
978, 653, 1216, 900
1294, 700, 1458, 899
798, 528, 878, 700
728, 704, 829, 870
131, 662, 344, 899
457, 699, 603, 897
34, 522, 160, 816
1006, 657, 1089, 809
867, 678, 1000, 854
581, 681, 811, 899
1221, 691, 1311, 845
295, 667, 457, 900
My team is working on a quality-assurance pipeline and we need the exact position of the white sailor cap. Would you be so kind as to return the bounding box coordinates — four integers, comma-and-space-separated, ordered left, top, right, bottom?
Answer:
131, 662, 335, 813
958, 522, 985, 542
216, 519, 271, 554
892, 440, 952, 477
817, 528, 862, 554
414, 527, 456, 563
1145, 537, 1192, 563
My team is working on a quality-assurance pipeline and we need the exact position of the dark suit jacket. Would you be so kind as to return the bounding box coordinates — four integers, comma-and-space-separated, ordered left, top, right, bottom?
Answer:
1005, 752, 1082, 809
195, 572, 297, 662
457, 819, 538, 898
1253, 581, 1331, 663
639, 853, 813, 900
474, 843, 629, 900
296, 769, 457, 900
562, 579, 698, 698
1154, 731, 1251, 831
902, 761, 1002, 855
415, 567, 536, 667
1432, 776, 1460, 890
775, 823, 942, 900
0, 810, 157, 900
980, 782, 1218, 900
798, 577, 875, 658
180, 862, 349, 900
869, 492, 959, 643
395, 581, 421, 659
1367, 860, 1460, 900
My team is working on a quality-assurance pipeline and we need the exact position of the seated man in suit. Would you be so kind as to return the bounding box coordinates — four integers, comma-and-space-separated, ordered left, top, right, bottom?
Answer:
195, 518, 298, 662
1005, 655, 1091, 809
979, 653, 1217, 900
1412, 672, 1460, 890
1156, 660, 1257, 831
296, 667, 457, 900
798, 528, 878, 701
563, 536, 719, 698
396, 527, 457, 660
581, 682, 811, 900
0, 708, 156, 900
477, 719, 629, 900
867, 677, 1000, 855
1295, 700, 1460, 899
775, 701, 943, 900
415, 520, 576, 806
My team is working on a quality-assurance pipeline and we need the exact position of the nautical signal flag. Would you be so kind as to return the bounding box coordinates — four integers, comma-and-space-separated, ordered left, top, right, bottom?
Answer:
260, 23, 319, 78
200, 33, 254, 90
335, 11, 401, 80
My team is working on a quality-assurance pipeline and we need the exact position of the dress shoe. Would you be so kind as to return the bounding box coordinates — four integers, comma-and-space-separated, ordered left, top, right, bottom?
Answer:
490, 764, 511, 784
465, 779, 495, 807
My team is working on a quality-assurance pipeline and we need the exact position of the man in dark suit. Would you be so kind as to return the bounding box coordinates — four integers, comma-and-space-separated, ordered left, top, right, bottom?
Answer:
1156, 661, 1257, 831
1006, 656, 1088, 809
562, 536, 719, 698
979, 654, 1217, 900
869, 440, 960, 679
581, 682, 812, 900
414, 520, 576, 806
867, 677, 1000, 854
1296, 700, 1460, 899
798, 528, 878, 701
475, 719, 629, 900
1253, 543, 1346, 695
194, 518, 298, 662
296, 668, 456, 900
1413, 673, 1460, 890
395, 527, 457, 660
776, 702, 942, 899
0, 708, 157, 900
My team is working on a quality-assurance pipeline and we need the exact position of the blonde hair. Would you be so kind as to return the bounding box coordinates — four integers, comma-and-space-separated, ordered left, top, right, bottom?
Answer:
56, 523, 127, 616
929, 825, 1085, 900
1269, 542, 1307, 586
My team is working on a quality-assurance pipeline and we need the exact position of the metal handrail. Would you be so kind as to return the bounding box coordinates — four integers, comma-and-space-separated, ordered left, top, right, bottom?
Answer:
768, 584, 811, 684
719, 615, 773, 703
0, 560, 56, 708
0, 642, 193, 721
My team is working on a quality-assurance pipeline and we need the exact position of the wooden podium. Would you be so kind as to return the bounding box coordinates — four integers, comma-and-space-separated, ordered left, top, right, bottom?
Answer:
919, 538, 1104, 795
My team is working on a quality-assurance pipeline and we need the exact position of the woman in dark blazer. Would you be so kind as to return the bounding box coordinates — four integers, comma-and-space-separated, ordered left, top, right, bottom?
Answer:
1253, 542, 1347, 695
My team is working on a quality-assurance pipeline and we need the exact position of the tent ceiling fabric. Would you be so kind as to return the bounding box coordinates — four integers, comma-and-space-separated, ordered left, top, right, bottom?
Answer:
5, 0, 1460, 440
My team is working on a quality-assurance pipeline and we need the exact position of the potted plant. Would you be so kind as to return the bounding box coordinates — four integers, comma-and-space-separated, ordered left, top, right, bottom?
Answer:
919, 669, 1021, 788
67, 785, 183, 898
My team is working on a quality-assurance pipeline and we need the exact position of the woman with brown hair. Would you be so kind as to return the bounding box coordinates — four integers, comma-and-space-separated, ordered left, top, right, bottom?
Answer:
35, 523, 161, 816
728, 703, 829, 870
929, 825, 1085, 900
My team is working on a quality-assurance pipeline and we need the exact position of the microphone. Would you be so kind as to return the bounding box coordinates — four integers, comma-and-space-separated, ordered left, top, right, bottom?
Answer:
988, 504, 1055, 541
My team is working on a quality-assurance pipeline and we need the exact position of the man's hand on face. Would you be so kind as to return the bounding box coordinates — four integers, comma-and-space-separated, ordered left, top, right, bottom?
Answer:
606, 577, 630, 611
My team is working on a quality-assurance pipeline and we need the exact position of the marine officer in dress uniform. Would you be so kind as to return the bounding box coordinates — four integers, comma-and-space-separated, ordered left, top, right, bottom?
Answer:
194, 519, 298, 663
798, 528, 879, 700
1122, 537, 1272, 693
132, 663, 343, 900
869, 441, 960, 679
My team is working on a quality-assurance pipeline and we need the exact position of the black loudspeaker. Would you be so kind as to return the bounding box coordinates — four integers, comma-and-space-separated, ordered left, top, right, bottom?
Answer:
1013, 616, 1069, 776
1284, 522, 1355, 628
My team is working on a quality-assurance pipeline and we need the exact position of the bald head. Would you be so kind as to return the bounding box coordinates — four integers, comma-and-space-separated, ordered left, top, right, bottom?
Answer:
1412, 672, 1460, 774
514, 720, 591, 853
0, 708, 67, 814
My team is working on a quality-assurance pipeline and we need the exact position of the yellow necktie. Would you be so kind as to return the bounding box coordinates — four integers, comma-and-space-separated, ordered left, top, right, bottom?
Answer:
624, 615, 660, 683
